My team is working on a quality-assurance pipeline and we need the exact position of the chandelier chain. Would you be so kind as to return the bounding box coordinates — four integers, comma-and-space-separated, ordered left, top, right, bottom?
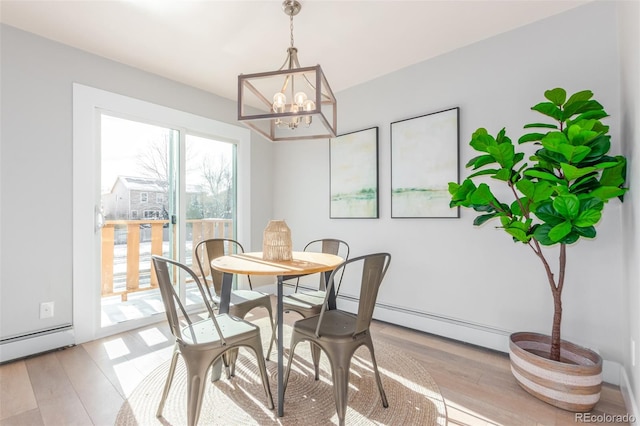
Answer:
289, 14, 295, 48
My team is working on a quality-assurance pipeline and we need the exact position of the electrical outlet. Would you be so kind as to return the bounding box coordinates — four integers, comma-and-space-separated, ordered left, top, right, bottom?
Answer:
40, 301, 54, 319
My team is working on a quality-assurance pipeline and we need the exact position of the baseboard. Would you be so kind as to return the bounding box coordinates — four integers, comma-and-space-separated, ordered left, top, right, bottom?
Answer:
620, 368, 639, 425
0, 326, 75, 363
338, 297, 623, 386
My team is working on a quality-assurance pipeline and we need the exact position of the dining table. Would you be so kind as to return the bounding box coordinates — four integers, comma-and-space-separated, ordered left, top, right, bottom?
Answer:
210, 250, 344, 417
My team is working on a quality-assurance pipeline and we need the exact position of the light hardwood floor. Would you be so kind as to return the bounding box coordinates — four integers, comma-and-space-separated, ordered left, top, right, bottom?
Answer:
0, 304, 631, 426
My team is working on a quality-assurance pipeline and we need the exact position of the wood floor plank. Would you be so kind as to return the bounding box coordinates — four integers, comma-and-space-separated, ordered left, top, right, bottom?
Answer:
24, 353, 92, 426
0, 360, 37, 420
0, 408, 43, 426
56, 345, 124, 426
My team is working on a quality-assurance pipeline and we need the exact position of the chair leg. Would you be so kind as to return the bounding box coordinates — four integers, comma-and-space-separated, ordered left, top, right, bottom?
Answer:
366, 339, 388, 408
245, 338, 275, 410
227, 348, 239, 377
331, 363, 350, 426
310, 342, 321, 380
265, 303, 276, 361
157, 346, 179, 418
283, 333, 303, 397
184, 355, 212, 426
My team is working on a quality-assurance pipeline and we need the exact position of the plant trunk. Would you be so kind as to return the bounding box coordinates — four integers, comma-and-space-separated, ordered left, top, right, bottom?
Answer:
550, 291, 562, 361
549, 243, 566, 361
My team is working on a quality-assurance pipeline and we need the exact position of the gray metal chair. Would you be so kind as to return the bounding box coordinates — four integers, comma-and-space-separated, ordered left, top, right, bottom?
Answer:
282, 238, 350, 319
151, 255, 274, 426
194, 238, 276, 369
283, 253, 391, 426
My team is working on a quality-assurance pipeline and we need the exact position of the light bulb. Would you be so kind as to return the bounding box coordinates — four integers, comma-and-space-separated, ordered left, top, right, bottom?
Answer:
294, 92, 307, 107
272, 92, 286, 113
303, 99, 315, 111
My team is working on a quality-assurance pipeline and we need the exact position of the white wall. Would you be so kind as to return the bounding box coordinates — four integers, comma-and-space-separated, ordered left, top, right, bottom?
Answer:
0, 24, 274, 344
273, 1, 628, 378
618, 0, 640, 414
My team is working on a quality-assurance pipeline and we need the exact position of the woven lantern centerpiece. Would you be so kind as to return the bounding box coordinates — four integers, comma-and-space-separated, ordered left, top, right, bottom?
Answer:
262, 220, 293, 261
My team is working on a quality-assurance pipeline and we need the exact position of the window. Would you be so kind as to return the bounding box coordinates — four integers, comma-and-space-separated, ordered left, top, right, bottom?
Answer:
131, 210, 138, 218
144, 210, 160, 219
156, 193, 164, 203
140, 192, 148, 202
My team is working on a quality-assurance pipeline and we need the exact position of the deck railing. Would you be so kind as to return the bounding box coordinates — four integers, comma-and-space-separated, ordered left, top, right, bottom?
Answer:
101, 218, 233, 300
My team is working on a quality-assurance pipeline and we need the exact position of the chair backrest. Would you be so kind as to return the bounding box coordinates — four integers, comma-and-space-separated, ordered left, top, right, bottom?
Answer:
151, 255, 223, 344
194, 238, 246, 296
303, 238, 350, 292
316, 252, 391, 338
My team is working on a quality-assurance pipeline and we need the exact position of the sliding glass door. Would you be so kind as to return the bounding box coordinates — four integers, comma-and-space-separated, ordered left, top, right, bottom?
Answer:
99, 114, 237, 328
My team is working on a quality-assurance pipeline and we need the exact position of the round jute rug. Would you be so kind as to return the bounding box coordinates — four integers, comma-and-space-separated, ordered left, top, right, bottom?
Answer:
116, 321, 447, 425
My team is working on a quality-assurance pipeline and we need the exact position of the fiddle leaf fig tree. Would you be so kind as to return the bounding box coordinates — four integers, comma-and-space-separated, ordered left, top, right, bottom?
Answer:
449, 88, 627, 361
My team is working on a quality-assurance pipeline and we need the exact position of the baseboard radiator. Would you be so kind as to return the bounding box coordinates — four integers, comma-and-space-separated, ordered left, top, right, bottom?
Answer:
0, 325, 75, 364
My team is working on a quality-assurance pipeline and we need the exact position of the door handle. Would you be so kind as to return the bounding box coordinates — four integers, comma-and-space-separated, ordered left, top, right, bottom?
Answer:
171, 215, 177, 225
95, 205, 105, 233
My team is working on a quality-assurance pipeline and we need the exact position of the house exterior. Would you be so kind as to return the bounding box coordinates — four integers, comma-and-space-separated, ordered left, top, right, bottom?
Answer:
102, 176, 168, 220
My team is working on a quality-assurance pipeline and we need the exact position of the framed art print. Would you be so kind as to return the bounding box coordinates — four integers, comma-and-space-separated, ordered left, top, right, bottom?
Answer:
391, 107, 459, 218
330, 127, 379, 218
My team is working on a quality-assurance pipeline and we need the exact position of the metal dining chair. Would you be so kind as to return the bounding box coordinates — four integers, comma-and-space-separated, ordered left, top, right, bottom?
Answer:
276, 239, 349, 364
151, 255, 274, 426
283, 253, 391, 426
194, 238, 276, 370
282, 238, 350, 319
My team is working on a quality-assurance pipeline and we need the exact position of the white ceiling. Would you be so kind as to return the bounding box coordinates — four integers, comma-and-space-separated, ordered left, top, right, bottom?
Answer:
0, 0, 591, 102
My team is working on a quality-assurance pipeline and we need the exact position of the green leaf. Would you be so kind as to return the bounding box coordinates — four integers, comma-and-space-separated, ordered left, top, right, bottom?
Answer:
569, 176, 600, 194
564, 90, 593, 108
473, 213, 499, 226
553, 195, 580, 219
449, 179, 475, 205
541, 131, 569, 152
560, 232, 581, 245
561, 163, 596, 181
487, 143, 515, 168
518, 133, 546, 144
469, 183, 495, 205
570, 130, 599, 146
600, 156, 626, 187
524, 169, 564, 183
510, 198, 527, 216
574, 226, 596, 238
467, 169, 500, 179
548, 221, 572, 242
591, 186, 626, 201
533, 224, 556, 246
493, 168, 512, 182
544, 88, 567, 106
582, 135, 611, 162
515, 179, 534, 199
573, 99, 604, 115
505, 227, 530, 243
470, 129, 496, 152
568, 109, 609, 125
523, 122, 558, 129
465, 154, 496, 169
574, 209, 602, 227
558, 145, 591, 163
533, 202, 565, 226
579, 196, 604, 213
532, 102, 563, 121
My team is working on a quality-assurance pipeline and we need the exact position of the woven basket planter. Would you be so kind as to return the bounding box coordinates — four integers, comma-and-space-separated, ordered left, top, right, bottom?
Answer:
509, 332, 602, 412
262, 220, 292, 261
